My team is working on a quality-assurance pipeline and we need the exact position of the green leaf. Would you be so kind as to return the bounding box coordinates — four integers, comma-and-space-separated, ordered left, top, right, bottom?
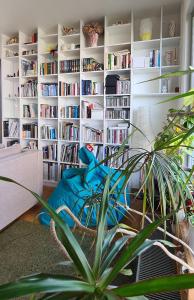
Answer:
0, 176, 94, 284
138, 67, 194, 84
157, 90, 194, 104
99, 218, 164, 289
125, 297, 148, 300
119, 269, 133, 277
0, 274, 95, 299
93, 176, 110, 277
113, 274, 194, 297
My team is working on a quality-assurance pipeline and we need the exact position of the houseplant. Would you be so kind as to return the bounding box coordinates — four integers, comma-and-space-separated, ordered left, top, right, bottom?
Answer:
82, 22, 104, 47
0, 176, 194, 299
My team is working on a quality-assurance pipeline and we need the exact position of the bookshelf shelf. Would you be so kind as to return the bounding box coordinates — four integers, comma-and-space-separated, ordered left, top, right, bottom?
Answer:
1, 4, 182, 185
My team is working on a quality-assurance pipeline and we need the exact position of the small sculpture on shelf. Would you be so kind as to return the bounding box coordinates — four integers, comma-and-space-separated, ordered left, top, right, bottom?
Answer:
62, 26, 78, 36
6, 36, 18, 45
82, 22, 104, 47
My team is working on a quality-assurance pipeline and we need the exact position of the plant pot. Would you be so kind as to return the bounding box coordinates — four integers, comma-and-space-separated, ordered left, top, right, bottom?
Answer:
86, 32, 99, 47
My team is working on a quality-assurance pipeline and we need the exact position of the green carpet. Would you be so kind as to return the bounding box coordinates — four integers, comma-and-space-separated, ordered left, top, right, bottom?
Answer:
0, 220, 93, 285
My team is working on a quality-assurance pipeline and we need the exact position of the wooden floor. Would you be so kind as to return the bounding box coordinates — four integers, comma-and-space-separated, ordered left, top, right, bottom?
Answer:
19, 186, 54, 223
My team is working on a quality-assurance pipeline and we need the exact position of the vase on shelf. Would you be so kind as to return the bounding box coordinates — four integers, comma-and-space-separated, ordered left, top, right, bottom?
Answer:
86, 32, 99, 47
139, 18, 152, 41
168, 20, 176, 37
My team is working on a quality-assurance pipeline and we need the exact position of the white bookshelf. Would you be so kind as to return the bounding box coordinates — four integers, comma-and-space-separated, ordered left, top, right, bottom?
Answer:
1, 3, 182, 186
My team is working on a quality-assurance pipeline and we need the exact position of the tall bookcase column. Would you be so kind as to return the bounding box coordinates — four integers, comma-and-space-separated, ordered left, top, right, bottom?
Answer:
80, 17, 105, 163
104, 13, 131, 169
1, 32, 20, 146
38, 25, 59, 185
161, 4, 181, 95
19, 28, 38, 150
58, 21, 81, 176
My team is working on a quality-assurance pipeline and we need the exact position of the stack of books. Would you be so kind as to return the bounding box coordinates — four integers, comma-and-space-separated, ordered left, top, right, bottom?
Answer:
41, 125, 57, 140
60, 59, 80, 73
22, 123, 38, 139
43, 143, 58, 161
107, 49, 131, 70
82, 57, 104, 71
59, 122, 79, 141
60, 143, 79, 164
40, 61, 58, 75
116, 80, 130, 94
59, 81, 80, 96
26, 140, 38, 150
106, 108, 130, 119
106, 95, 130, 107
23, 104, 38, 118
82, 80, 103, 95
21, 80, 38, 97
107, 123, 129, 144
40, 104, 58, 118
83, 125, 103, 143
43, 162, 58, 181
105, 146, 129, 169
41, 83, 58, 96
4, 120, 19, 137
60, 105, 80, 119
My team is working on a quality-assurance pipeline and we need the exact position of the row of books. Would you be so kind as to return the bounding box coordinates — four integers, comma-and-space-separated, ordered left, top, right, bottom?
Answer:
116, 80, 130, 95
41, 125, 57, 140
40, 105, 58, 118
22, 123, 38, 139
43, 143, 58, 161
40, 61, 58, 75
82, 80, 103, 95
59, 122, 79, 141
21, 60, 37, 76
104, 146, 129, 169
23, 104, 37, 118
41, 83, 58, 96
83, 126, 103, 143
82, 57, 104, 72
59, 81, 80, 96
106, 96, 130, 107
60, 59, 80, 73
4, 120, 19, 137
21, 80, 38, 97
106, 108, 130, 119
107, 50, 131, 70
60, 143, 79, 164
133, 49, 160, 68
92, 145, 103, 161
107, 123, 129, 144
43, 162, 58, 181
60, 105, 80, 119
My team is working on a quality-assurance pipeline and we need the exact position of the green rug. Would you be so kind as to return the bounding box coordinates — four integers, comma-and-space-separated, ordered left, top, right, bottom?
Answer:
0, 220, 93, 285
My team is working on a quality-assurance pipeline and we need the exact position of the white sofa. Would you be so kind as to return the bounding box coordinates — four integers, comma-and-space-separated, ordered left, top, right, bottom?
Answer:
0, 144, 43, 230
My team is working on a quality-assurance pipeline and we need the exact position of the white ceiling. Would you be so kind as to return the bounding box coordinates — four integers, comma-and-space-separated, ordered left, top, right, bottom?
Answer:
0, 0, 180, 34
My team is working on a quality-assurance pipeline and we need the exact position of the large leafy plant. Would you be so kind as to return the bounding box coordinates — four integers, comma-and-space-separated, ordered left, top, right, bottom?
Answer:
0, 176, 194, 299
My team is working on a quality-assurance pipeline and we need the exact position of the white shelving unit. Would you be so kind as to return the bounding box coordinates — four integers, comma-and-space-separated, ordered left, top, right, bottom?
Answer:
1, 3, 182, 186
